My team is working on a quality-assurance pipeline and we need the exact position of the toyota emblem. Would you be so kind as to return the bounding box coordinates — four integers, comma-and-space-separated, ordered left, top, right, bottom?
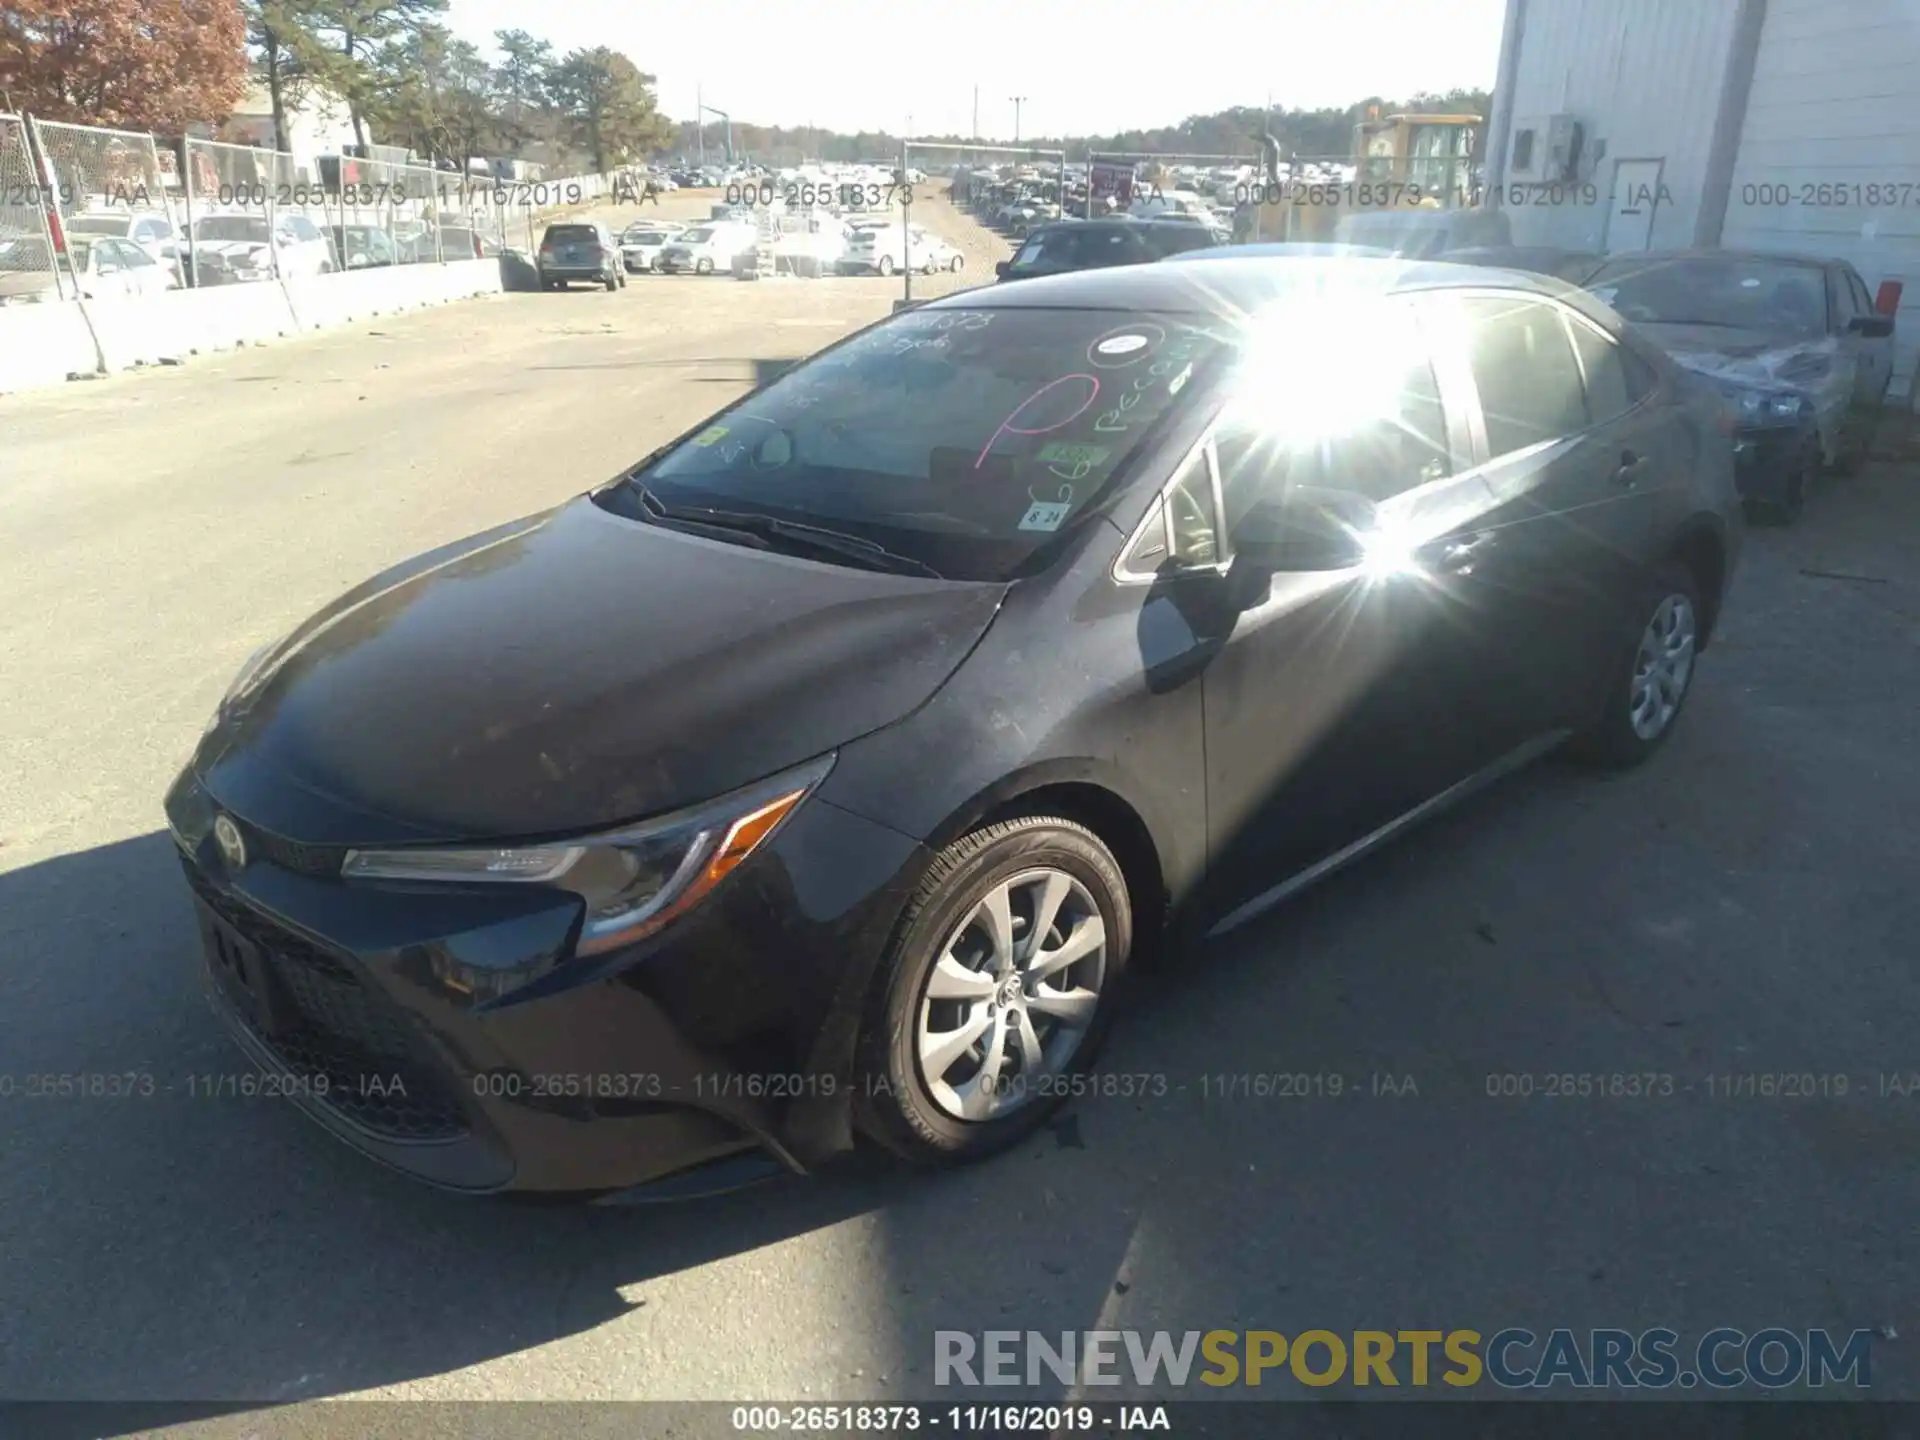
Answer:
213, 814, 248, 871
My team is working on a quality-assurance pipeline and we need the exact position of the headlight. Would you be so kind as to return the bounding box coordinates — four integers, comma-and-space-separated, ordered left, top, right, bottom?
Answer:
222, 642, 280, 709
1719, 384, 1806, 428
340, 753, 836, 956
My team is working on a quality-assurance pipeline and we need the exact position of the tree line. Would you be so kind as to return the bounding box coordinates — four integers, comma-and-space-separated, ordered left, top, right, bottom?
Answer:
668, 89, 1494, 167
1, 9, 1486, 176
0, 0, 672, 174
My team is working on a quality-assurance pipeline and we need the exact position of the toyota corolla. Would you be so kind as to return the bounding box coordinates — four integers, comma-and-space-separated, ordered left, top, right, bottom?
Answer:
167, 259, 1741, 1199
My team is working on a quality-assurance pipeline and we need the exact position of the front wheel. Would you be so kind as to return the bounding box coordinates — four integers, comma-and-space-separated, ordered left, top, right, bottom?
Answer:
948, 254, 965, 272
877, 255, 895, 277
695, 257, 713, 275
1566, 559, 1702, 770
854, 816, 1132, 1166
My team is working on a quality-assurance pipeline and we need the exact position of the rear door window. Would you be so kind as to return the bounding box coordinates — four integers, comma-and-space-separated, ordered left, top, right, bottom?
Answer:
1457, 293, 1590, 457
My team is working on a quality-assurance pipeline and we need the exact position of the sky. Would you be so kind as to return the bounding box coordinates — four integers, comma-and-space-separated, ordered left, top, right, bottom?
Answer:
443, 0, 1509, 140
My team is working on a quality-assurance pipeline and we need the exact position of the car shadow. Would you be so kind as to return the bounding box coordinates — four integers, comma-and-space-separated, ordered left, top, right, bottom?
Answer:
0, 831, 935, 1409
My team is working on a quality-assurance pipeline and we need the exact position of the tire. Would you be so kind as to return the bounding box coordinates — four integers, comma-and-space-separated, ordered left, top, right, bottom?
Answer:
695, 258, 713, 275
923, 258, 938, 276
949, 255, 965, 272
1566, 558, 1703, 771
604, 273, 619, 291
854, 816, 1133, 1167
1755, 440, 1816, 526
878, 255, 895, 277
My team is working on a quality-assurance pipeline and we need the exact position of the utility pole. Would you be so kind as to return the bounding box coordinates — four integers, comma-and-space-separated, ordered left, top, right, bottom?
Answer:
1010, 96, 1027, 145
973, 86, 979, 141
696, 83, 704, 168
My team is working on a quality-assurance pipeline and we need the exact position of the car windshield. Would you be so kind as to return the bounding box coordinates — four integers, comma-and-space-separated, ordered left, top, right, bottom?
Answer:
193, 216, 269, 242
680, 227, 715, 243
623, 306, 1229, 582
1585, 256, 1828, 337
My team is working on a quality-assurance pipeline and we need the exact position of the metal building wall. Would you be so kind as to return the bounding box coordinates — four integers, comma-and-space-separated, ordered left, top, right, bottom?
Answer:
1494, 0, 1741, 253
1721, 0, 1920, 393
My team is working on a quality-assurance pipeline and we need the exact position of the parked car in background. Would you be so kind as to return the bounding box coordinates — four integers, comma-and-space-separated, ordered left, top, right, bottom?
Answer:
1440, 246, 1602, 282
1583, 248, 1896, 522
186, 213, 336, 284
168, 258, 1740, 1200
838, 223, 962, 276
536, 221, 625, 291
996, 218, 1218, 282
657, 222, 757, 275
0, 234, 179, 304
331, 224, 402, 269
63, 211, 185, 284
619, 226, 674, 273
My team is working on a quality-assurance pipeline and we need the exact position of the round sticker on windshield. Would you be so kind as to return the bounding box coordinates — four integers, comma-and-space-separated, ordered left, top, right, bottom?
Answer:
1087, 322, 1165, 368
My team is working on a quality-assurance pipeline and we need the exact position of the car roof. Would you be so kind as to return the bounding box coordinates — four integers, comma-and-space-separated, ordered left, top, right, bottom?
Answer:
1588, 247, 1836, 271
1171, 242, 1395, 260
928, 255, 1584, 316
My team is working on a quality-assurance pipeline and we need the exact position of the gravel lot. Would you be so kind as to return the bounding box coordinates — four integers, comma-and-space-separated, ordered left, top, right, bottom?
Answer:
2, 222, 1917, 1416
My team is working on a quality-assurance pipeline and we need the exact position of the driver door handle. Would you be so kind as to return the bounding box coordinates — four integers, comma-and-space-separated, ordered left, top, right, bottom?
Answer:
1615, 449, 1650, 486
1432, 530, 1498, 571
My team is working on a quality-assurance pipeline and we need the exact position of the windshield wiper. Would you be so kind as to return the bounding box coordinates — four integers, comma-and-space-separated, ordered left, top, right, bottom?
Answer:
637, 489, 944, 579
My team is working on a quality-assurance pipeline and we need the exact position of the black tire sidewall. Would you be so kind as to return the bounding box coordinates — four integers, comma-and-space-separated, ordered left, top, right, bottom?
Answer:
1573, 559, 1704, 768
856, 820, 1132, 1164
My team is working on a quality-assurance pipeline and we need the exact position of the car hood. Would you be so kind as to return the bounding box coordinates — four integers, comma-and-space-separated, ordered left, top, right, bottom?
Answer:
1634, 323, 1840, 390
190, 238, 269, 257
199, 495, 1006, 846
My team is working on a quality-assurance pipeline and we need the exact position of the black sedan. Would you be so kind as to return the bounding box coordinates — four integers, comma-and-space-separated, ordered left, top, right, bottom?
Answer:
1584, 249, 1896, 523
168, 259, 1742, 1199
995, 218, 1218, 282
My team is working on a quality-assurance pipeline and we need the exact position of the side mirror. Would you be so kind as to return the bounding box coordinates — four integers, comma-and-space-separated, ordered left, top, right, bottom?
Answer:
1849, 313, 1895, 338
994, 260, 1010, 279
1233, 487, 1376, 572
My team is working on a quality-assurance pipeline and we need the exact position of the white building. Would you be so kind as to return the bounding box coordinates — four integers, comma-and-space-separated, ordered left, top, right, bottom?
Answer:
196, 81, 357, 182
1484, 0, 1920, 398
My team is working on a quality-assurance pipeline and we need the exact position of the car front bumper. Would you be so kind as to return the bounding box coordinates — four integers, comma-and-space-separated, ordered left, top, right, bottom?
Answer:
164, 764, 928, 1196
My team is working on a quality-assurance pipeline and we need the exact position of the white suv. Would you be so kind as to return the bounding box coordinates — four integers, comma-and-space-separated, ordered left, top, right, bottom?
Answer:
838, 224, 963, 277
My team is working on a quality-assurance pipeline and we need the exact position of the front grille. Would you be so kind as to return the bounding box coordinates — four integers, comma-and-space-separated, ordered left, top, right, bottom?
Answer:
237, 820, 345, 880
184, 861, 470, 1141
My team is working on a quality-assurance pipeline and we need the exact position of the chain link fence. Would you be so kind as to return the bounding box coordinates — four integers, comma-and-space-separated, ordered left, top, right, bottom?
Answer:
0, 114, 62, 298
902, 140, 1068, 303
30, 118, 186, 289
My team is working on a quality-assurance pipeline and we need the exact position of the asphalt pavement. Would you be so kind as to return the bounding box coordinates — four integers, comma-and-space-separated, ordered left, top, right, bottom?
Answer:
2, 226, 1917, 1411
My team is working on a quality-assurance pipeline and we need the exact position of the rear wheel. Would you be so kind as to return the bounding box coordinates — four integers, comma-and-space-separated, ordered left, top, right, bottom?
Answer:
855, 817, 1132, 1166
604, 273, 619, 291
949, 255, 965, 272
1763, 440, 1817, 525
1566, 559, 1702, 770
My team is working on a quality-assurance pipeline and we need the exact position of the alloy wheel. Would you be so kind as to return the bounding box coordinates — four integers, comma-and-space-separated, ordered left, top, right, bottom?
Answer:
1629, 593, 1697, 741
915, 868, 1107, 1122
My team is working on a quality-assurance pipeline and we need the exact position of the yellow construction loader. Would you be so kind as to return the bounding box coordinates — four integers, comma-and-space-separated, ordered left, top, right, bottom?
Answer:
1253, 110, 1490, 248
